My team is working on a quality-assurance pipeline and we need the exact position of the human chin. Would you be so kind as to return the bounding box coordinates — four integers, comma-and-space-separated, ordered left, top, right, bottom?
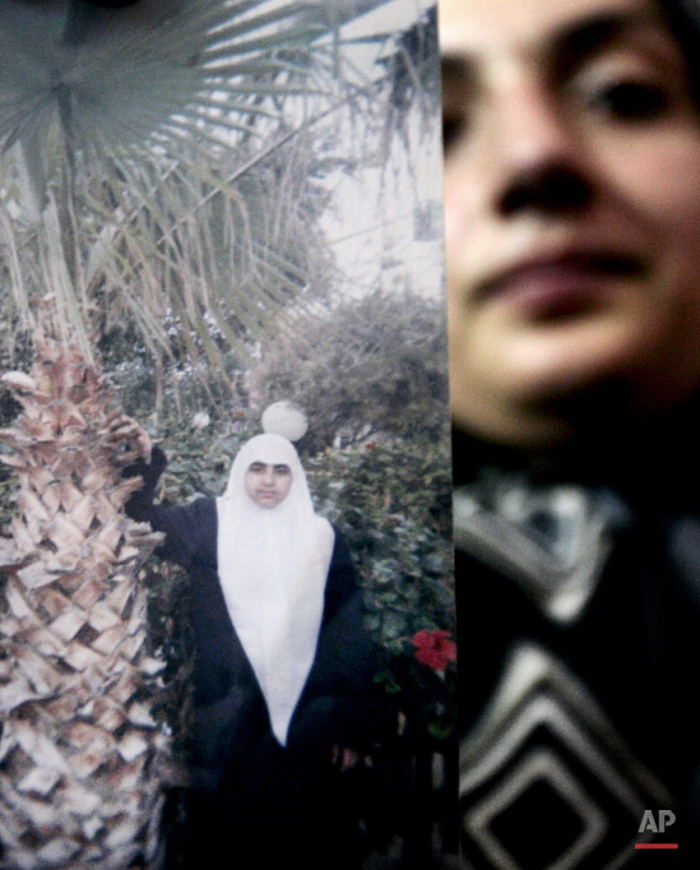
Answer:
467, 295, 660, 408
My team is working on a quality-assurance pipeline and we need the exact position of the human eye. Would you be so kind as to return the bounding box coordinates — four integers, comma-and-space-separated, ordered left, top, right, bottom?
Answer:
442, 83, 468, 152
274, 465, 291, 476
248, 462, 265, 473
442, 109, 468, 153
441, 57, 475, 153
590, 78, 670, 122
570, 50, 676, 125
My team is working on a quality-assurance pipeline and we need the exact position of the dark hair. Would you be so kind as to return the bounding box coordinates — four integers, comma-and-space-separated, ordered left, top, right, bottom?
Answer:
659, 0, 700, 110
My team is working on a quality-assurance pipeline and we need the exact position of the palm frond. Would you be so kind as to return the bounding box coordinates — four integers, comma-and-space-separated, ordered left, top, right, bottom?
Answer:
0, 0, 405, 374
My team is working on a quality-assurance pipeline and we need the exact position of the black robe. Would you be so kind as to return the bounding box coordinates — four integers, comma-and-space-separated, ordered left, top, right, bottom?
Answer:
126, 447, 375, 867
454, 404, 700, 867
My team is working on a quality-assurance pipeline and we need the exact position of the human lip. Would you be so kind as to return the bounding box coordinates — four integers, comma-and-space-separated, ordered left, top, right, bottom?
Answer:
474, 251, 646, 318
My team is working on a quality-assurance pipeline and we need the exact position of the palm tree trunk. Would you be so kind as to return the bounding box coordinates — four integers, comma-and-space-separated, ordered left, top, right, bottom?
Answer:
0, 324, 174, 870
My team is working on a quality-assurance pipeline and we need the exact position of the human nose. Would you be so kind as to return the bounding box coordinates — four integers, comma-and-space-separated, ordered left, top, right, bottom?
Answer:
488, 76, 593, 217
261, 467, 274, 485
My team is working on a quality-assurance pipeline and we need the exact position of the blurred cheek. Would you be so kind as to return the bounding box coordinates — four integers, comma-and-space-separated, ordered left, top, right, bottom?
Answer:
597, 129, 700, 245
443, 151, 482, 249
616, 138, 700, 348
278, 476, 292, 503
446, 281, 469, 355
443, 181, 463, 248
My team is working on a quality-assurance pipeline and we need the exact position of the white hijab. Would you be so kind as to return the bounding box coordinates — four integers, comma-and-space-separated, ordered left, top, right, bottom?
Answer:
216, 434, 334, 746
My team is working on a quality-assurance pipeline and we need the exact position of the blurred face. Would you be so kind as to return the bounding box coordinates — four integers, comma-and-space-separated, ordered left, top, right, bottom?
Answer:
442, 0, 700, 445
245, 462, 293, 508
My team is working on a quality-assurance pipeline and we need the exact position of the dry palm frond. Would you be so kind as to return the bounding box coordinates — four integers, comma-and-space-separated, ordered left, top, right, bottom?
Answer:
0, 325, 174, 870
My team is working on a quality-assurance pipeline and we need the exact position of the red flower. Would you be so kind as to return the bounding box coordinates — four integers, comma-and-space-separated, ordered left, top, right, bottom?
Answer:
412, 630, 457, 672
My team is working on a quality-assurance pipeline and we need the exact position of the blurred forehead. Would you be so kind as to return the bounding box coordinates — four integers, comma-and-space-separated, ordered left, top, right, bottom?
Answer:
439, 0, 664, 59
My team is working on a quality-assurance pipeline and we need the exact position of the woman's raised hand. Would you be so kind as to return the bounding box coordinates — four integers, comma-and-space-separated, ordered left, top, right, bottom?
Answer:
102, 413, 153, 465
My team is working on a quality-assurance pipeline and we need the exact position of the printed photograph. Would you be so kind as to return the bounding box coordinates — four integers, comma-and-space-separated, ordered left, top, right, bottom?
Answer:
0, 1, 454, 868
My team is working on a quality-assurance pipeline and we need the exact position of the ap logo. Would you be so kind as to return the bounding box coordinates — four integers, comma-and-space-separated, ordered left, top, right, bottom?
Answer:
638, 810, 676, 834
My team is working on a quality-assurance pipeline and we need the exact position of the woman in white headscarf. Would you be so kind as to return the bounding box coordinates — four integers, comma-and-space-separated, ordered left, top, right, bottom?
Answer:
217, 432, 335, 747
123, 426, 375, 869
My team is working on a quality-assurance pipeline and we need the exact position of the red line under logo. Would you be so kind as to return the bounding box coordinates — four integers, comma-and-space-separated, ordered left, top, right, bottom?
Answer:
635, 844, 679, 850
